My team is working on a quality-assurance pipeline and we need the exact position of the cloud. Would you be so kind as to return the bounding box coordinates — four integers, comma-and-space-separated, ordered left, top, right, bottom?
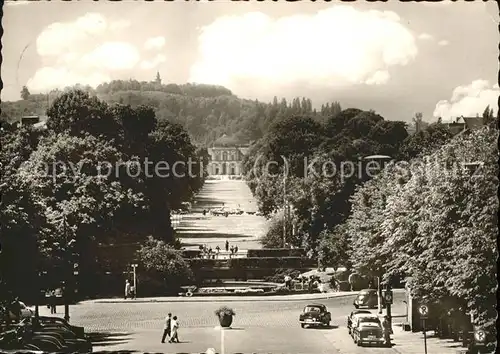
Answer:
109, 19, 131, 31
81, 42, 140, 70
140, 54, 167, 70
36, 13, 108, 57
189, 6, 418, 90
28, 13, 144, 93
433, 80, 499, 120
418, 33, 434, 41
438, 40, 449, 46
144, 36, 166, 50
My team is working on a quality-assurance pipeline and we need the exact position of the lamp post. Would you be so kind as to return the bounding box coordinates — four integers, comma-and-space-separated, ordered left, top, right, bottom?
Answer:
131, 264, 138, 298
283, 173, 287, 248
58, 214, 76, 323
377, 276, 383, 314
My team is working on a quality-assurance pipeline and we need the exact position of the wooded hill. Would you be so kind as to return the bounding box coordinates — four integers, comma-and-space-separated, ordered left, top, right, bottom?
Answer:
1, 80, 344, 147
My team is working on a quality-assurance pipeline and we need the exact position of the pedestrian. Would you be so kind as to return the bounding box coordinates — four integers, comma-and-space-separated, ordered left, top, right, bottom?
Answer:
225, 240, 229, 252
130, 285, 136, 299
234, 245, 238, 254
125, 280, 131, 299
161, 313, 172, 343
382, 315, 392, 346
284, 275, 292, 289
170, 315, 180, 343
50, 289, 57, 314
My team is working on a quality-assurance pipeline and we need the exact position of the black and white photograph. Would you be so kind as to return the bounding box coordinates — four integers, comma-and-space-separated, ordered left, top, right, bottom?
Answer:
0, 1, 498, 353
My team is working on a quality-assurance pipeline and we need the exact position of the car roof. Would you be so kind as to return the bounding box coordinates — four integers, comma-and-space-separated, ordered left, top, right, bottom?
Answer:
305, 304, 325, 307
352, 310, 372, 315
357, 313, 380, 319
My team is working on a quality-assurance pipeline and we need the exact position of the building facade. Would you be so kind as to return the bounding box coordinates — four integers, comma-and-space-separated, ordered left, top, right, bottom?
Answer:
207, 146, 249, 175
206, 135, 249, 176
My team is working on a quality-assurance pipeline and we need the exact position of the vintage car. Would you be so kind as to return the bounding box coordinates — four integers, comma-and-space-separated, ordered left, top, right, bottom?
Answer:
211, 208, 228, 216
299, 304, 331, 328
351, 313, 385, 347
346, 310, 372, 334
7, 301, 34, 321
353, 289, 385, 309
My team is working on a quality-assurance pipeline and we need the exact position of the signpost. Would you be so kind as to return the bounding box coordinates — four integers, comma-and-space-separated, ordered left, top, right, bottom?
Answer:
474, 328, 486, 352
418, 304, 429, 354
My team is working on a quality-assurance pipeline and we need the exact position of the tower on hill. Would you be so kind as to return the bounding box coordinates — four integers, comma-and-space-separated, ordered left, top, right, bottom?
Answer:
155, 71, 162, 85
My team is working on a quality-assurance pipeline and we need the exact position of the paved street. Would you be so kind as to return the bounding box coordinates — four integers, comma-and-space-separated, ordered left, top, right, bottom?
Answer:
38, 292, 417, 353
177, 180, 269, 250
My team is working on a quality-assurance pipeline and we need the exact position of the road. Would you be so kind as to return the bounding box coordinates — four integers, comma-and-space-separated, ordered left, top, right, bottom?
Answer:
40, 293, 408, 353
177, 180, 269, 250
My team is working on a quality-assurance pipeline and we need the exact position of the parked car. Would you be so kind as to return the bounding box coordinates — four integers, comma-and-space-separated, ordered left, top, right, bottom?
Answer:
299, 304, 331, 328
351, 313, 385, 347
347, 310, 372, 334
21, 317, 92, 352
353, 289, 385, 309
7, 301, 34, 321
211, 208, 228, 216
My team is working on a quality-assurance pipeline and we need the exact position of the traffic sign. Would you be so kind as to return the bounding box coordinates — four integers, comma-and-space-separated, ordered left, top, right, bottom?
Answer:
384, 290, 393, 304
418, 304, 429, 318
474, 329, 486, 344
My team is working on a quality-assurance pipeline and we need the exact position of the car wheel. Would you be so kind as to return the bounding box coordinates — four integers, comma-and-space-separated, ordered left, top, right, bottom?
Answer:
356, 338, 362, 347
301, 324, 305, 328
326, 321, 330, 327
354, 304, 359, 309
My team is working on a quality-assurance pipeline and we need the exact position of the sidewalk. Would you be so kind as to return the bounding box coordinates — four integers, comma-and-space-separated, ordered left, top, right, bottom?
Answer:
84, 291, 354, 304
392, 325, 468, 354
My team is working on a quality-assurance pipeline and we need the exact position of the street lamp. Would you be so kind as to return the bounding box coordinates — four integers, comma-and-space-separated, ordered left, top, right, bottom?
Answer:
131, 264, 138, 298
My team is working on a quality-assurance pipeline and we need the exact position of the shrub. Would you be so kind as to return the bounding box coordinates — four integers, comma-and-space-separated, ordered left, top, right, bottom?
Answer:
137, 236, 194, 294
247, 248, 305, 258
215, 306, 235, 317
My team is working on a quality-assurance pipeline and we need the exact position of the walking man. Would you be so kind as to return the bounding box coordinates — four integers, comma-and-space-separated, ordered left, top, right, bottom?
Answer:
161, 313, 172, 343
225, 240, 229, 252
50, 289, 57, 314
382, 315, 392, 347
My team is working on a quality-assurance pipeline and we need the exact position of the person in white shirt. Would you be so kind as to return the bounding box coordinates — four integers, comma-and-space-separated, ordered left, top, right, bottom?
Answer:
124, 280, 130, 299
161, 313, 172, 343
170, 316, 180, 343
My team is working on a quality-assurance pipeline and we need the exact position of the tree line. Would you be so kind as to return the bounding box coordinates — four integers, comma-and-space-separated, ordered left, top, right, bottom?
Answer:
245, 106, 497, 342
0, 89, 206, 300
3, 82, 343, 148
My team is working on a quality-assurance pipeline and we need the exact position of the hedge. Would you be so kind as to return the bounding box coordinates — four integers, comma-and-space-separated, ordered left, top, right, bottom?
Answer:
188, 257, 315, 270
193, 267, 312, 280
246, 248, 306, 258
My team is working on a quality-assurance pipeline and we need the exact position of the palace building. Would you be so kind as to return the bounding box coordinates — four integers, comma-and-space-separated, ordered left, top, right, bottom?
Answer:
207, 134, 249, 176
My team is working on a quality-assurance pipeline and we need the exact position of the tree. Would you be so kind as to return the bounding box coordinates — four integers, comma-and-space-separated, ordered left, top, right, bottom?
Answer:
46, 90, 121, 141
412, 112, 429, 133
482, 105, 496, 128
380, 128, 497, 343
137, 236, 193, 295
317, 224, 351, 271
400, 121, 453, 160
20, 86, 31, 100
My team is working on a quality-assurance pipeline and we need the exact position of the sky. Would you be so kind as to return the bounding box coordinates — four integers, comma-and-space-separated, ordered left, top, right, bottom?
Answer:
1, 0, 498, 123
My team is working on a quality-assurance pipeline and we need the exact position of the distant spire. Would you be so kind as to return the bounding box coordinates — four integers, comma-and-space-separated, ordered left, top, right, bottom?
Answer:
155, 71, 162, 85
